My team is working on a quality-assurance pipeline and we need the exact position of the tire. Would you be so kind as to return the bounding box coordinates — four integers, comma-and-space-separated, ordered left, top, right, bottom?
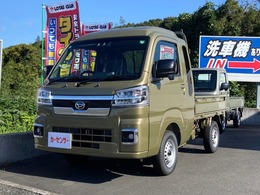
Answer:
64, 154, 88, 166
233, 112, 241, 128
153, 130, 178, 176
219, 116, 226, 134
203, 121, 219, 153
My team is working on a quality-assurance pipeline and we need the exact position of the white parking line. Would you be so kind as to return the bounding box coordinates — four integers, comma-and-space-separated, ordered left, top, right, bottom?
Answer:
0, 179, 61, 195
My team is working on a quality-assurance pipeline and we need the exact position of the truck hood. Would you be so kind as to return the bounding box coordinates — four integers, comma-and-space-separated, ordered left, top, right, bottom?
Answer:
42, 80, 137, 96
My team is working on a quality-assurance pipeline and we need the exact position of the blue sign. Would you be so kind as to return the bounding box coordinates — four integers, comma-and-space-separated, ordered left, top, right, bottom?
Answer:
47, 18, 57, 66
199, 36, 260, 82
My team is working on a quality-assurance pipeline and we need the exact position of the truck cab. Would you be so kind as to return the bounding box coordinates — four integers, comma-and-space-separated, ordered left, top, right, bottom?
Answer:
192, 68, 229, 96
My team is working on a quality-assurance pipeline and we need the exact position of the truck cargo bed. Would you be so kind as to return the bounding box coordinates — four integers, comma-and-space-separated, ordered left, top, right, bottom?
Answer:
194, 95, 226, 119
228, 97, 244, 109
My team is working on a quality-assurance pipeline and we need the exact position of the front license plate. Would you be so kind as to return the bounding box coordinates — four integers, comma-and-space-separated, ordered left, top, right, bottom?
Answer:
48, 132, 72, 149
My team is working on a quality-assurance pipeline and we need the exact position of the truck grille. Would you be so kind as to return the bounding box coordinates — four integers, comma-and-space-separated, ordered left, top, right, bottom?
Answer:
52, 100, 111, 108
53, 127, 112, 149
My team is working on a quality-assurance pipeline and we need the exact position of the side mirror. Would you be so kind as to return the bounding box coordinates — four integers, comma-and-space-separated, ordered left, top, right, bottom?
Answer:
156, 59, 178, 80
220, 82, 229, 91
44, 65, 54, 78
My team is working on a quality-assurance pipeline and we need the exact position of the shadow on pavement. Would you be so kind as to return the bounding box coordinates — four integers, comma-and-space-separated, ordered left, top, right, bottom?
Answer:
0, 153, 157, 184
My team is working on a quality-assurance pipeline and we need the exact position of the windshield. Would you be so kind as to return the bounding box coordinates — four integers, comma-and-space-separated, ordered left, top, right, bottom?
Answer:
193, 70, 217, 92
48, 37, 148, 83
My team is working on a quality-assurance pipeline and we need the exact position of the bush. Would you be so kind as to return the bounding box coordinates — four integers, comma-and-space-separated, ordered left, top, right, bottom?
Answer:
0, 95, 37, 134
0, 109, 35, 134
0, 43, 41, 134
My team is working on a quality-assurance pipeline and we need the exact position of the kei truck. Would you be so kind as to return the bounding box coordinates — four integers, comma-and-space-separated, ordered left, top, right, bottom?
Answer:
34, 26, 228, 175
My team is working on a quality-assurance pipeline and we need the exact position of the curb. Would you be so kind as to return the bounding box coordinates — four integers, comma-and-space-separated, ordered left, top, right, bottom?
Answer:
0, 132, 47, 166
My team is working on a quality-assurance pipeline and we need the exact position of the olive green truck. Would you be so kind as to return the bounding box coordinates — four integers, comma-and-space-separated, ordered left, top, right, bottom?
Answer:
34, 26, 228, 175
192, 68, 244, 129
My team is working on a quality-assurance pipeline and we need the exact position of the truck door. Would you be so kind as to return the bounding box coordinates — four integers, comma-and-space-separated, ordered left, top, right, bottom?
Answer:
148, 40, 194, 153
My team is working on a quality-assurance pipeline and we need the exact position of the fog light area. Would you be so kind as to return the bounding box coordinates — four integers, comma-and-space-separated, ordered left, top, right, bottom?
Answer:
121, 129, 138, 144
34, 124, 44, 137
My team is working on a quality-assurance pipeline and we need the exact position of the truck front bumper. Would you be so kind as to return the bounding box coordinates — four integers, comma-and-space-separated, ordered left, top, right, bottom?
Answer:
34, 106, 149, 159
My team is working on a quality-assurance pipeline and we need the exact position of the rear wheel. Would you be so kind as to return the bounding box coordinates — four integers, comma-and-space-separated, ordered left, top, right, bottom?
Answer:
233, 112, 241, 128
203, 121, 219, 153
153, 130, 178, 176
219, 116, 226, 134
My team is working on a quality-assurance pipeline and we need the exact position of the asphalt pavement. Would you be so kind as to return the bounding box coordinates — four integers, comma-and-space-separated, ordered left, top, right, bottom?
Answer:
0, 183, 38, 195
0, 179, 58, 195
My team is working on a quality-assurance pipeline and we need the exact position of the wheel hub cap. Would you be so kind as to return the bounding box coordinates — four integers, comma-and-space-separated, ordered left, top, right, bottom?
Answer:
164, 140, 175, 168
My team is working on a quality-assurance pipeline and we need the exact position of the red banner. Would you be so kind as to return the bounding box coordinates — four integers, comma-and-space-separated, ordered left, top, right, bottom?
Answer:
45, 1, 81, 66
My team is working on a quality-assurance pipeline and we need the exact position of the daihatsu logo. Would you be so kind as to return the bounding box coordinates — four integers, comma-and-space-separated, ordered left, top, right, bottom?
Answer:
75, 101, 85, 110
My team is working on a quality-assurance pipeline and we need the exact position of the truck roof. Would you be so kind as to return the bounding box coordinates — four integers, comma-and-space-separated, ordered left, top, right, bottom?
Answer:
74, 26, 180, 43
192, 68, 226, 73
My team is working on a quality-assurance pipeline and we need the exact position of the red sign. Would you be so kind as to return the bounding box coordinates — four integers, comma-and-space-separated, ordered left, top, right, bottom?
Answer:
228, 59, 260, 73
45, 1, 81, 66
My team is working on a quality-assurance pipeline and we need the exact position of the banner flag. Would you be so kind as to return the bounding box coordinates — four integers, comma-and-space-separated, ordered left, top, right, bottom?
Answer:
45, 1, 81, 66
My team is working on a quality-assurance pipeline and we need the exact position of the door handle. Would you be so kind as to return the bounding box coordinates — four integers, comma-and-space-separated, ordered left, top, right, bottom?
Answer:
181, 84, 186, 94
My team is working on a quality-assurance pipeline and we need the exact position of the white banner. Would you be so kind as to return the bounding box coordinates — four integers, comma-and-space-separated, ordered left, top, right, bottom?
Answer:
82, 22, 113, 35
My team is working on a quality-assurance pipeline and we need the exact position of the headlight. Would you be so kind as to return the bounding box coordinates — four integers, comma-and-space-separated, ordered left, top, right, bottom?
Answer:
37, 88, 52, 105
112, 85, 149, 107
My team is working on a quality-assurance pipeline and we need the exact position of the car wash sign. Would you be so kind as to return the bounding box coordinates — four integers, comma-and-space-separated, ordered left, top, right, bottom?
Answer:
199, 36, 260, 82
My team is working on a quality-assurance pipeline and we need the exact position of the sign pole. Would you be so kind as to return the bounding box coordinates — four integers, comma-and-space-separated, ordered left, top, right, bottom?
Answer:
41, 4, 45, 84
257, 83, 260, 108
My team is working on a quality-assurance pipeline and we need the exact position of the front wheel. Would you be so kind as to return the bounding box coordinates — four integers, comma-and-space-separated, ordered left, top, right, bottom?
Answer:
203, 120, 220, 153
153, 130, 178, 176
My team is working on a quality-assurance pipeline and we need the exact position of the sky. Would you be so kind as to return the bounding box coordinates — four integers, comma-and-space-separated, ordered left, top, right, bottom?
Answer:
0, 0, 226, 48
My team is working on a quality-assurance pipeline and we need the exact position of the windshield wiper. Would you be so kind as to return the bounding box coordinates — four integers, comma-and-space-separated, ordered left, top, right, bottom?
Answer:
101, 75, 126, 81
74, 77, 100, 87
75, 74, 140, 87
101, 74, 140, 81
74, 75, 125, 87
48, 76, 82, 85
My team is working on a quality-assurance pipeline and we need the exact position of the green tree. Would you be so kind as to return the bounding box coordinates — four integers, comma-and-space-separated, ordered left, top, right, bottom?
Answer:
1, 44, 41, 97
214, 0, 243, 35
187, 2, 218, 66
240, 2, 260, 36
